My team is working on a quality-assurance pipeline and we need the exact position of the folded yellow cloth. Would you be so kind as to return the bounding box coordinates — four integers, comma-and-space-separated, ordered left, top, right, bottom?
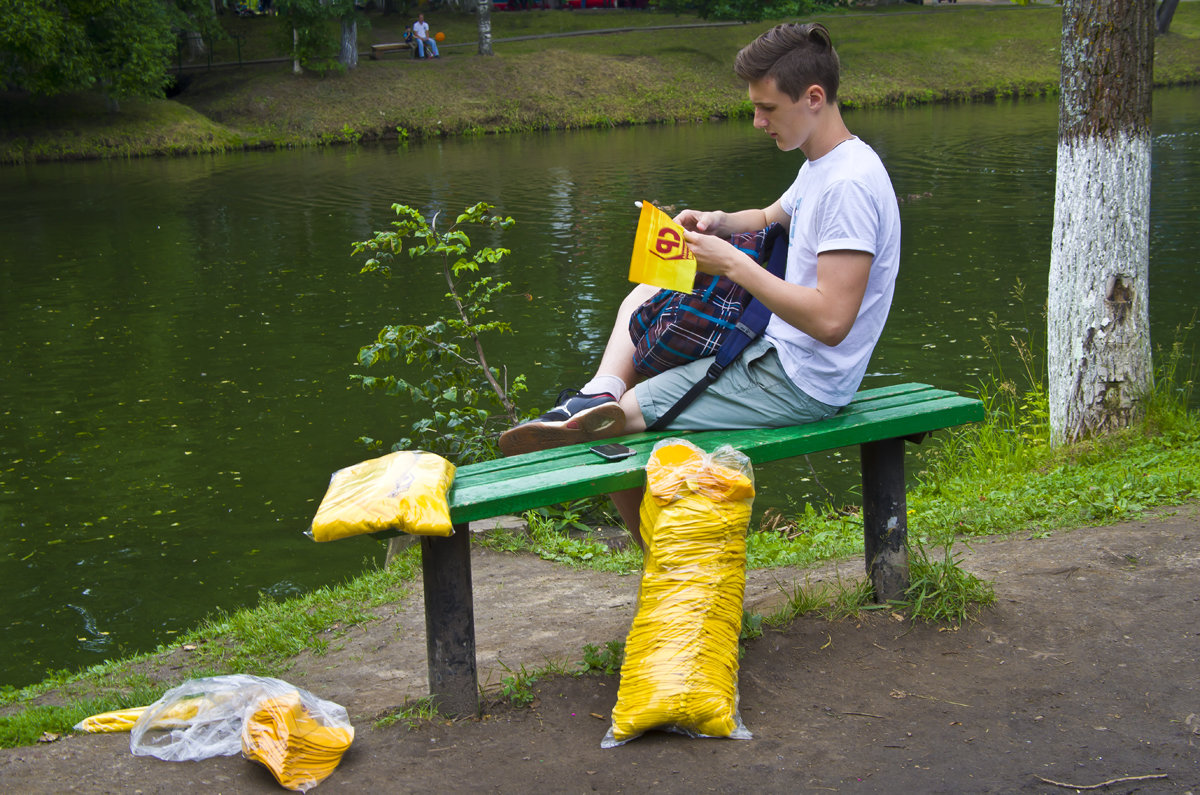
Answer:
74, 698, 205, 734
309, 450, 455, 542
242, 691, 355, 792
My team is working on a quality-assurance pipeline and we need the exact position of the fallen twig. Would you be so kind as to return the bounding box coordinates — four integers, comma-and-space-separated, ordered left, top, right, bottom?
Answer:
1035, 773, 1168, 790
889, 688, 971, 708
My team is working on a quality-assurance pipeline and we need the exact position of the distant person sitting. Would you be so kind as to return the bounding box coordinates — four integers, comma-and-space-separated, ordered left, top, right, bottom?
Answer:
412, 14, 440, 59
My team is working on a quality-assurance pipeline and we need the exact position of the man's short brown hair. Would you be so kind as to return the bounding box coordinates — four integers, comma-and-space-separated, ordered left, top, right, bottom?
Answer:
733, 23, 840, 104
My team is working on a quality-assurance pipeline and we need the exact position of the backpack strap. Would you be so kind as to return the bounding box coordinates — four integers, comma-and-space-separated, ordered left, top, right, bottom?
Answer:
647, 223, 788, 432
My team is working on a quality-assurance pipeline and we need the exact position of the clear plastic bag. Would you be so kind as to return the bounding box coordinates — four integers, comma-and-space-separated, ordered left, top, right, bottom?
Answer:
308, 450, 455, 542
129, 675, 353, 792
603, 439, 754, 748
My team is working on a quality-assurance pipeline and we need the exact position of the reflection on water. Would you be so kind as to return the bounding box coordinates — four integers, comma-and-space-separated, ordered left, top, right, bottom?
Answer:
1, 87, 1197, 688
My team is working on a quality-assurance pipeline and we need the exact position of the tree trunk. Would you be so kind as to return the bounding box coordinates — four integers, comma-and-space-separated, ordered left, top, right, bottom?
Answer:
477, 0, 494, 56
1156, 0, 1180, 33
340, 16, 358, 68
1047, 0, 1154, 446
185, 30, 206, 60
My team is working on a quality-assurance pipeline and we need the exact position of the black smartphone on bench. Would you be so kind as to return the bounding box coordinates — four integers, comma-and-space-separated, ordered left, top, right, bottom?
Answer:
590, 443, 637, 462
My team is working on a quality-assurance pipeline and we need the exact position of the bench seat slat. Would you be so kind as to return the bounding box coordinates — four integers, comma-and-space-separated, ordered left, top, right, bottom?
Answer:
454, 382, 959, 479
447, 385, 982, 524
449, 384, 974, 486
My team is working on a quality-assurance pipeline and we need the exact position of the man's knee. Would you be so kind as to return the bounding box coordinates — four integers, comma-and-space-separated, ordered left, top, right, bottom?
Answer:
620, 390, 647, 434
617, 283, 658, 324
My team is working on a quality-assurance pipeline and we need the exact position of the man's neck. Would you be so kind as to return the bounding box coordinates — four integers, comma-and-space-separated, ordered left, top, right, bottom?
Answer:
801, 107, 853, 162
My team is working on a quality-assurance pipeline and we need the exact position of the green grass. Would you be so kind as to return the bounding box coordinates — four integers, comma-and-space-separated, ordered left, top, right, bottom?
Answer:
745, 502, 867, 570
742, 308, 1199, 576
374, 638, 626, 723
0, 550, 419, 744
765, 572, 876, 627
477, 504, 644, 573
0, 682, 167, 748
906, 319, 1199, 546
373, 695, 441, 730
579, 640, 626, 675
176, 547, 419, 673
0, 92, 244, 163
900, 537, 996, 624
4, 4, 1198, 162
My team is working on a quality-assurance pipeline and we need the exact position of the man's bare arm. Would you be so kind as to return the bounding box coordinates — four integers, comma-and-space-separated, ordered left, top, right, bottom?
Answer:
674, 200, 789, 238
684, 232, 872, 347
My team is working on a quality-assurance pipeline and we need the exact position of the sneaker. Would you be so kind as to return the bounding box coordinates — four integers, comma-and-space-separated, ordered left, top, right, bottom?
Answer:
498, 390, 625, 456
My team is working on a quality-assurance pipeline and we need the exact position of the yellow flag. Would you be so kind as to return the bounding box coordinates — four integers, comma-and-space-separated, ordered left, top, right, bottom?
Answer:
628, 201, 696, 293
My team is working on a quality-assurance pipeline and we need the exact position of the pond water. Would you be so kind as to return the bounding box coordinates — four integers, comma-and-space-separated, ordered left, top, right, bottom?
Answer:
1, 86, 1197, 689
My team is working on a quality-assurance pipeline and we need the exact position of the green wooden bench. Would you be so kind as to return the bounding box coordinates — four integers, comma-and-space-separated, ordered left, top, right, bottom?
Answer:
406, 382, 983, 715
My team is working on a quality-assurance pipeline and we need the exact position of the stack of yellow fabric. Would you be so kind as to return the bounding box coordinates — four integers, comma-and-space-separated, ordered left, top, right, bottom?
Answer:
241, 690, 355, 792
606, 440, 754, 746
308, 450, 455, 542
76, 675, 355, 789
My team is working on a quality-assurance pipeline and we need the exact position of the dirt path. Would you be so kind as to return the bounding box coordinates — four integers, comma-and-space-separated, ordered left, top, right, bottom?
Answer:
3, 504, 1199, 793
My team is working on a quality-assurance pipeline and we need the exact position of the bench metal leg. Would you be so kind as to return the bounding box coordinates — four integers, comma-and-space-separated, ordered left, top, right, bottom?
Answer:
860, 438, 910, 603
421, 524, 478, 717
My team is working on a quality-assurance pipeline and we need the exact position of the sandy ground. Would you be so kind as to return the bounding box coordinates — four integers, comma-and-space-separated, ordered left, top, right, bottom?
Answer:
2, 504, 1199, 793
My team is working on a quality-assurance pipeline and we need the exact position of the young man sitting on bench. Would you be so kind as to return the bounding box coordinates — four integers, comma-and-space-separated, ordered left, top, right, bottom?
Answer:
499, 23, 902, 536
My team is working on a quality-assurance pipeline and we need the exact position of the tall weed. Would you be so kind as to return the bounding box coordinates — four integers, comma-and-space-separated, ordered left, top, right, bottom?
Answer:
901, 538, 995, 624
909, 304, 1199, 542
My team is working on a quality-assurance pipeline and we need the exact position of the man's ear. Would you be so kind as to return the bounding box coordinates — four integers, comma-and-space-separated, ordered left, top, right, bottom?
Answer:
805, 83, 827, 110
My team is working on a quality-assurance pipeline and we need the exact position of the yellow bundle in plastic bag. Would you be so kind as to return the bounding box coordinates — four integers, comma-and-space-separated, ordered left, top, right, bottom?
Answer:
308, 450, 455, 542
242, 691, 355, 793
75, 699, 207, 734
77, 675, 354, 791
603, 439, 754, 747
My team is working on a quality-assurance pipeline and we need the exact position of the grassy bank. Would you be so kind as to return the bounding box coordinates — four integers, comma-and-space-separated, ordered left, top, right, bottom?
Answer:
2, 3, 1199, 163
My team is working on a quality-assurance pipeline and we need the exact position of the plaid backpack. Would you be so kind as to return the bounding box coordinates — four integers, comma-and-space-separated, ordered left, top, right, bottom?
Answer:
628, 225, 782, 378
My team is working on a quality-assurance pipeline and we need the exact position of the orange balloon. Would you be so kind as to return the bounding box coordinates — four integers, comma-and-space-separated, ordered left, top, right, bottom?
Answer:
434, 31, 445, 42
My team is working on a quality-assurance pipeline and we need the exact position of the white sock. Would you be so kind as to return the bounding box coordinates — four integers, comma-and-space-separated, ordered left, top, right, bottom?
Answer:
580, 374, 626, 400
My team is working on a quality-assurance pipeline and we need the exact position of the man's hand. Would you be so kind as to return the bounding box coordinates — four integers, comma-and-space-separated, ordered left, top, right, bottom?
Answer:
683, 230, 747, 278
674, 209, 727, 236
675, 202, 787, 240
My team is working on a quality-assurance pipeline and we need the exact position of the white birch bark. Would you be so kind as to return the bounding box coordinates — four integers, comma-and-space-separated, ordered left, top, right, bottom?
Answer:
477, 0, 494, 56
340, 17, 358, 68
1048, 134, 1152, 443
1047, 0, 1154, 446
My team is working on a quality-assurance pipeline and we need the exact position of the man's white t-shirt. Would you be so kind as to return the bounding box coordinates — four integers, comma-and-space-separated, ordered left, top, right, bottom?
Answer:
763, 136, 901, 407
413, 20, 431, 40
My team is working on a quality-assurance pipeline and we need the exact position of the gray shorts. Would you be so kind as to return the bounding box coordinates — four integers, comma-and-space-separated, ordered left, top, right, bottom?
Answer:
635, 336, 839, 431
